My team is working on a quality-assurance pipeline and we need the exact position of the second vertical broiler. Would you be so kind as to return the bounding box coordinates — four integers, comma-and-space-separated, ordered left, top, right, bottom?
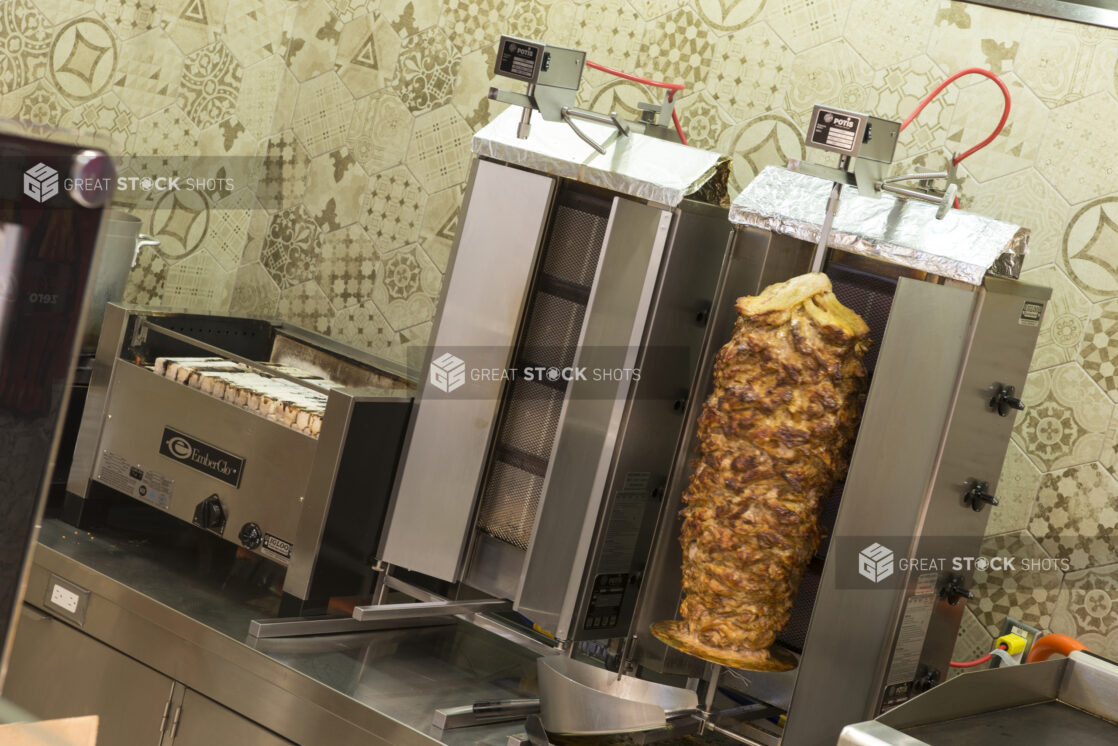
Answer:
378, 104, 733, 643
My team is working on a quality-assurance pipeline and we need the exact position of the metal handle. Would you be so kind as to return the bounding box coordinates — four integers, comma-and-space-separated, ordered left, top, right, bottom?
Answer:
159, 697, 172, 737
878, 182, 957, 219
169, 704, 182, 741
559, 108, 607, 154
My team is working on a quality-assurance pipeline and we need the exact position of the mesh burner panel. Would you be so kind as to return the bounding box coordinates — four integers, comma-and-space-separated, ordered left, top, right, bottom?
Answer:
474, 190, 610, 551
827, 266, 895, 371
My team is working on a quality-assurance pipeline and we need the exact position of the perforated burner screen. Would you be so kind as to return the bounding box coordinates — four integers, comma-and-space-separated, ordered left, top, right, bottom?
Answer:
827, 265, 896, 372
474, 190, 611, 551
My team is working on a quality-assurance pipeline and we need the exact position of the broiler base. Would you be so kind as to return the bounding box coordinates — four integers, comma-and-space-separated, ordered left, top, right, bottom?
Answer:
650, 620, 797, 673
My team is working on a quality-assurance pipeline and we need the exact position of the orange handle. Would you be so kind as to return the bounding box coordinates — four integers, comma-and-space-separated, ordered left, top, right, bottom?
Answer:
1026, 633, 1087, 663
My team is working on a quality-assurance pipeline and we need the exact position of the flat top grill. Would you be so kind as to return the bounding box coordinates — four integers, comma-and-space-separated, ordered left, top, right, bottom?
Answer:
904, 700, 1117, 745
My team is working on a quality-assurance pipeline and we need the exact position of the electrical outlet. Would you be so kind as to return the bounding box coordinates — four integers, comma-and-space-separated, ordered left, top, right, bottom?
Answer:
50, 584, 79, 613
994, 616, 1042, 667
42, 574, 90, 626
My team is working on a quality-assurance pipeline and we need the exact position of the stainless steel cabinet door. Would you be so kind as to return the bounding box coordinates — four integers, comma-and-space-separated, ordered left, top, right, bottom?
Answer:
4, 606, 174, 745
168, 689, 293, 746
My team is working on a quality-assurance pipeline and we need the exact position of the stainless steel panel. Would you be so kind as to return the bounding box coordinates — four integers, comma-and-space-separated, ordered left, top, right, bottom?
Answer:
96, 362, 317, 563
4, 605, 175, 746
284, 389, 352, 597
468, 532, 526, 601
67, 303, 130, 499
877, 658, 1064, 728
782, 279, 980, 746
382, 159, 556, 582
1059, 651, 1118, 724
171, 689, 294, 746
909, 277, 1049, 688
515, 197, 672, 638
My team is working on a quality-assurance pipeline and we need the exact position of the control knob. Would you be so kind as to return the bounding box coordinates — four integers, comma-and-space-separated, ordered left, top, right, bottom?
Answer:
964, 481, 998, 512
990, 383, 1025, 417
238, 522, 263, 550
940, 575, 974, 606
913, 666, 940, 693
192, 494, 226, 533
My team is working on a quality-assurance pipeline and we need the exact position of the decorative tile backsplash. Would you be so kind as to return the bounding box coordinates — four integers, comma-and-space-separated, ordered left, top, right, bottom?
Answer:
2, 0, 1117, 664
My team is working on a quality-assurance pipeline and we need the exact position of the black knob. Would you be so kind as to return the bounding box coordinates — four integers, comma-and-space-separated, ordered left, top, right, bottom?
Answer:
964, 480, 998, 512
193, 494, 226, 533
940, 575, 974, 606
990, 383, 1025, 416
863, 122, 873, 143
913, 665, 939, 694
238, 522, 262, 549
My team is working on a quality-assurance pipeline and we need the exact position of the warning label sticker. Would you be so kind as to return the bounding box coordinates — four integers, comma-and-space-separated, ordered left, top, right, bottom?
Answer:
98, 451, 174, 508
885, 571, 941, 692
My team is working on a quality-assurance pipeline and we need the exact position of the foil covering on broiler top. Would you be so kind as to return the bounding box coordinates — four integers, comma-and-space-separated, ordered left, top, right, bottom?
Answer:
151, 357, 340, 437
729, 166, 1028, 285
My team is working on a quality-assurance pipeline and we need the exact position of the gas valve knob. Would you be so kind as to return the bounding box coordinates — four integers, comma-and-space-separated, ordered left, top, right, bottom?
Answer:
964, 481, 998, 512
193, 494, 226, 533
940, 575, 974, 606
990, 383, 1025, 417
238, 522, 263, 550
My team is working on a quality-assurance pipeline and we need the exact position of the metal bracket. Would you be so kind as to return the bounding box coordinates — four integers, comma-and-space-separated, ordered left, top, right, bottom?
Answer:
351, 597, 512, 622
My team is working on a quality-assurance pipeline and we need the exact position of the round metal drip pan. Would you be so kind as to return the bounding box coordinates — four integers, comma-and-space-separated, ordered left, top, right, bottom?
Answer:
650, 620, 798, 673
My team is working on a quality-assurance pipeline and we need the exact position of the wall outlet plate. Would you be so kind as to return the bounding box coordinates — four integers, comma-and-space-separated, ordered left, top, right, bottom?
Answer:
43, 573, 91, 627
994, 616, 1042, 667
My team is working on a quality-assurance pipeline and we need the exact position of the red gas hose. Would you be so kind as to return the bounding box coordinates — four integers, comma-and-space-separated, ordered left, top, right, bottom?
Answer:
901, 67, 1011, 167
949, 642, 1008, 668
949, 652, 994, 668
584, 59, 689, 145
900, 68, 1011, 210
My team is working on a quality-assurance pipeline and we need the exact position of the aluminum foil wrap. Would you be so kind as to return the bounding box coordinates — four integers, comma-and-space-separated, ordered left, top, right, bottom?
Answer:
472, 106, 729, 208
729, 166, 1028, 284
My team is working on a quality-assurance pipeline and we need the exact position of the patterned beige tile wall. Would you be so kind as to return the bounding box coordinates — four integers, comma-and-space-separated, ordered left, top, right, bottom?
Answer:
2, 0, 1117, 663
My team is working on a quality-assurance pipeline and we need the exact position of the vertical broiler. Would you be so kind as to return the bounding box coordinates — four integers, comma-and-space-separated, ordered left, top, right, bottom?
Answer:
378, 104, 733, 643
621, 159, 1050, 744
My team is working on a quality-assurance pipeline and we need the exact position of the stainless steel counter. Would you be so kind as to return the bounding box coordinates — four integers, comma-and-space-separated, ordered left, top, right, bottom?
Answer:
13, 517, 540, 746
